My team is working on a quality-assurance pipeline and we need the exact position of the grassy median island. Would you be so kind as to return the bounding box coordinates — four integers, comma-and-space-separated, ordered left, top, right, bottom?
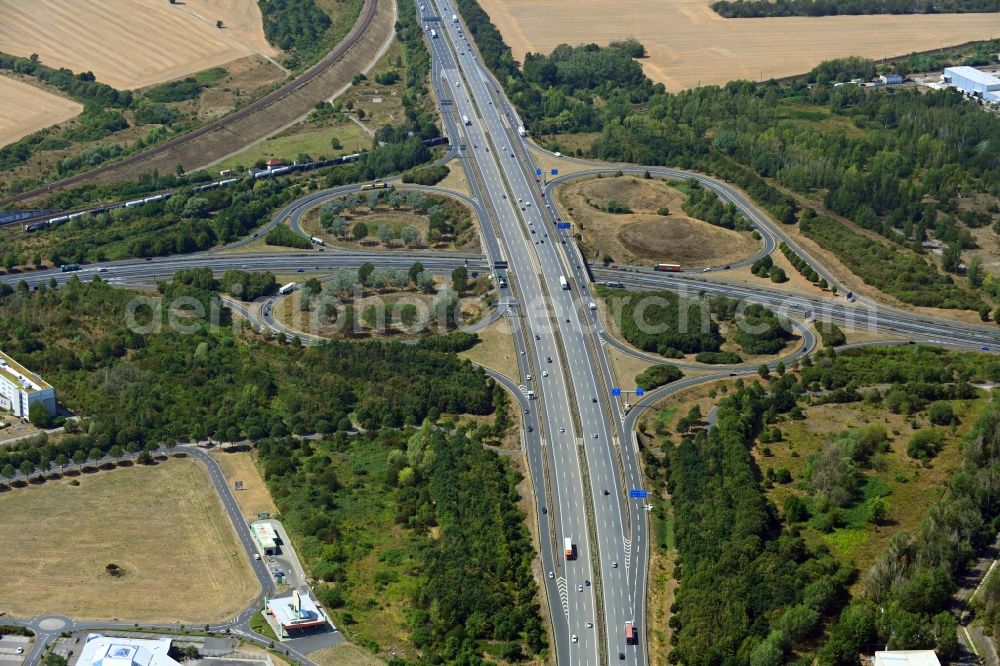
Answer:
302, 188, 481, 253
555, 174, 759, 269
0, 456, 258, 622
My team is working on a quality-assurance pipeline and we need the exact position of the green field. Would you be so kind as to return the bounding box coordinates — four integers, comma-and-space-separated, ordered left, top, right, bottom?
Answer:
214, 122, 371, 173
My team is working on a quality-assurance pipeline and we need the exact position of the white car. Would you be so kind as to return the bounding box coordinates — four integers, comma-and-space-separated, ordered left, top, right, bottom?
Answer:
586, 622, 593, 628
703, 267, 711, 272
254, 553, 261, 560
559, 427, 565, 433
577, 584, 583, 592
526, 374, 532, 381
548, 571, 554, 579
572, 635, 578, 643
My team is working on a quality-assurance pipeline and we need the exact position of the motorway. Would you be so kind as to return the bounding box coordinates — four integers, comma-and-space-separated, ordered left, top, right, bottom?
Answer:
421, 4, 649, 663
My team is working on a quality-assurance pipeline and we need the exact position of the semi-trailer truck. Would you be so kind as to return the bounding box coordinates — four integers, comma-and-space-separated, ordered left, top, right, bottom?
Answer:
564, 537, 574, 559
452, 13, 458, 21
653, 263, 681, 272
517, 126, 527, 137
279, 282, 296, 295
559, 275, 569, 290
625, 622, 635, 644
430, 29, 438, 38
310, 236, 325, 246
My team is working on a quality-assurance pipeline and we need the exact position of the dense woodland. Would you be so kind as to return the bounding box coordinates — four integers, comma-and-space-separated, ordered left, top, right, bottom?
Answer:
711, 0, 999, 17
0, 278, 493, 455
258, 0, 333, 66
640, 345, 1000, 663
258, 420, 545, 663
455, 0, 1000, 309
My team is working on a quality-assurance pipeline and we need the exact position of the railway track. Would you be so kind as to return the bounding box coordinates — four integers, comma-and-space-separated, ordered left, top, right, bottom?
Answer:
0, 0, 379, 208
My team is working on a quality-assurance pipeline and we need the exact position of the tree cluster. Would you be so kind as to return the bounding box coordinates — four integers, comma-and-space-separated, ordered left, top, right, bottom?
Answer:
712, 0, 999, 18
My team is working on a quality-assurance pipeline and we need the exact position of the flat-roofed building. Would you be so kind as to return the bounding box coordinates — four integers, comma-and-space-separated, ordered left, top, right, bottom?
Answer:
872, 651, 942, 666
76, 635, 180, 666
943, 66, 1000, 104
0, 350, 55, 419
266, 590, 330, 638
251, 522, 278, 555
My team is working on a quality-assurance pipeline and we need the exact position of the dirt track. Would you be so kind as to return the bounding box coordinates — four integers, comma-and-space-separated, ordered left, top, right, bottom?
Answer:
4, 0, 395, 206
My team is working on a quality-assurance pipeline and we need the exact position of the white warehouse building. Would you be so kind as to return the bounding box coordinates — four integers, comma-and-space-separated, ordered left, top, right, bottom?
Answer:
0, 350, 55, 419
943, 66, 1000, 105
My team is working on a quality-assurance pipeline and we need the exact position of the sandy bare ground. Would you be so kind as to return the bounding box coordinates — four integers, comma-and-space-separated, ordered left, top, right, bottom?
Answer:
477, 0, 1000, 90
0, 75, 81, 147
0, 0, 277, 90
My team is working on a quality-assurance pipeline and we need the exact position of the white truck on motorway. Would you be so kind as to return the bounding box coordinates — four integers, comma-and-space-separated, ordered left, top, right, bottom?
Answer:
279, 282, 296, 295
559, 275, 569, 290
430, 28, 438, 38
517, 126, 527, 137
452, 13, 458, 21
462, 114, 471, 126
310, 236, 325, 246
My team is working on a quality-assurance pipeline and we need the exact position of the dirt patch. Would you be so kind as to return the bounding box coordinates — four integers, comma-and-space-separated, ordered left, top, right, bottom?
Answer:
0, 75, 82, 147
459, 316, 519, 380
309, 644, 386, 666
0, 456, 258, 622
0, 0, 277, 91
556, 175, 759, 268
475, 0, 1000, 91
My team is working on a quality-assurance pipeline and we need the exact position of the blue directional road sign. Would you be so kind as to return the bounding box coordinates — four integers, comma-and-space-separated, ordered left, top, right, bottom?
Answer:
611, 387, 622, 397
557, 222, 571, 229
551, 169, 559, 176
636, 387, 645, 397
629, 489, 649, 499
536, 168, 543, 176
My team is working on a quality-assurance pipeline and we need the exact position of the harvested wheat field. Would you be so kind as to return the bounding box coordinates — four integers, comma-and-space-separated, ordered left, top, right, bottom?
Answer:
0, 457, 258, 622
477, 0, 1000, 90
0, 75, 82, 147
0, 0, 278, 90
556, 175, 759, 268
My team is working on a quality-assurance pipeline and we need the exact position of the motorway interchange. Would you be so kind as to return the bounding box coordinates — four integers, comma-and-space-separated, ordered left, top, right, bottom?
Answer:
5, 3, 1000, 666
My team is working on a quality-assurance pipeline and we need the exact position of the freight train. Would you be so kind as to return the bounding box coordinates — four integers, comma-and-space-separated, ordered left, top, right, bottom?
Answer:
20, 137, 450, 232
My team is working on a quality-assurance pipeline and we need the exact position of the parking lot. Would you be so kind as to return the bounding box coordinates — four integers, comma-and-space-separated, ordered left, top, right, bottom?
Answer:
0, 636, 30, 666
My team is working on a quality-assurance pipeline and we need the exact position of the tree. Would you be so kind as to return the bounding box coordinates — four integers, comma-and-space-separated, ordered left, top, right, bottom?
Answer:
55, 453, 68, 470
28, 401, 52, 428
108, 445, 123, 463
19, 460, 33, 479
967, 256, 984, 288
416, 272, 435, 293
303, 278, 322, 296
73, 449, 87, 471
941, 243, 962, 274
377, 224, 396, 246
328, 216, 347, 238
352, 222, 369, 243
358, 262, 374, 286
1, 464, 14, 483
758, 364, 770, 379
451, 266, 468, 293
927, 402, 955, 426
401, 225, 421, 248
408, 262, 425, 285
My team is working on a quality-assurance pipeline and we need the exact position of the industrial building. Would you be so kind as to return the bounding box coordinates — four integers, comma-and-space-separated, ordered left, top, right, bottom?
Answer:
251, 522, 278, 555
872, 651, 941, 666
943, 66, 1000, 105
877, 73, 903, 86
0, 350, 55, 419
76, 635, 180, 666
266, 590, 330, 638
